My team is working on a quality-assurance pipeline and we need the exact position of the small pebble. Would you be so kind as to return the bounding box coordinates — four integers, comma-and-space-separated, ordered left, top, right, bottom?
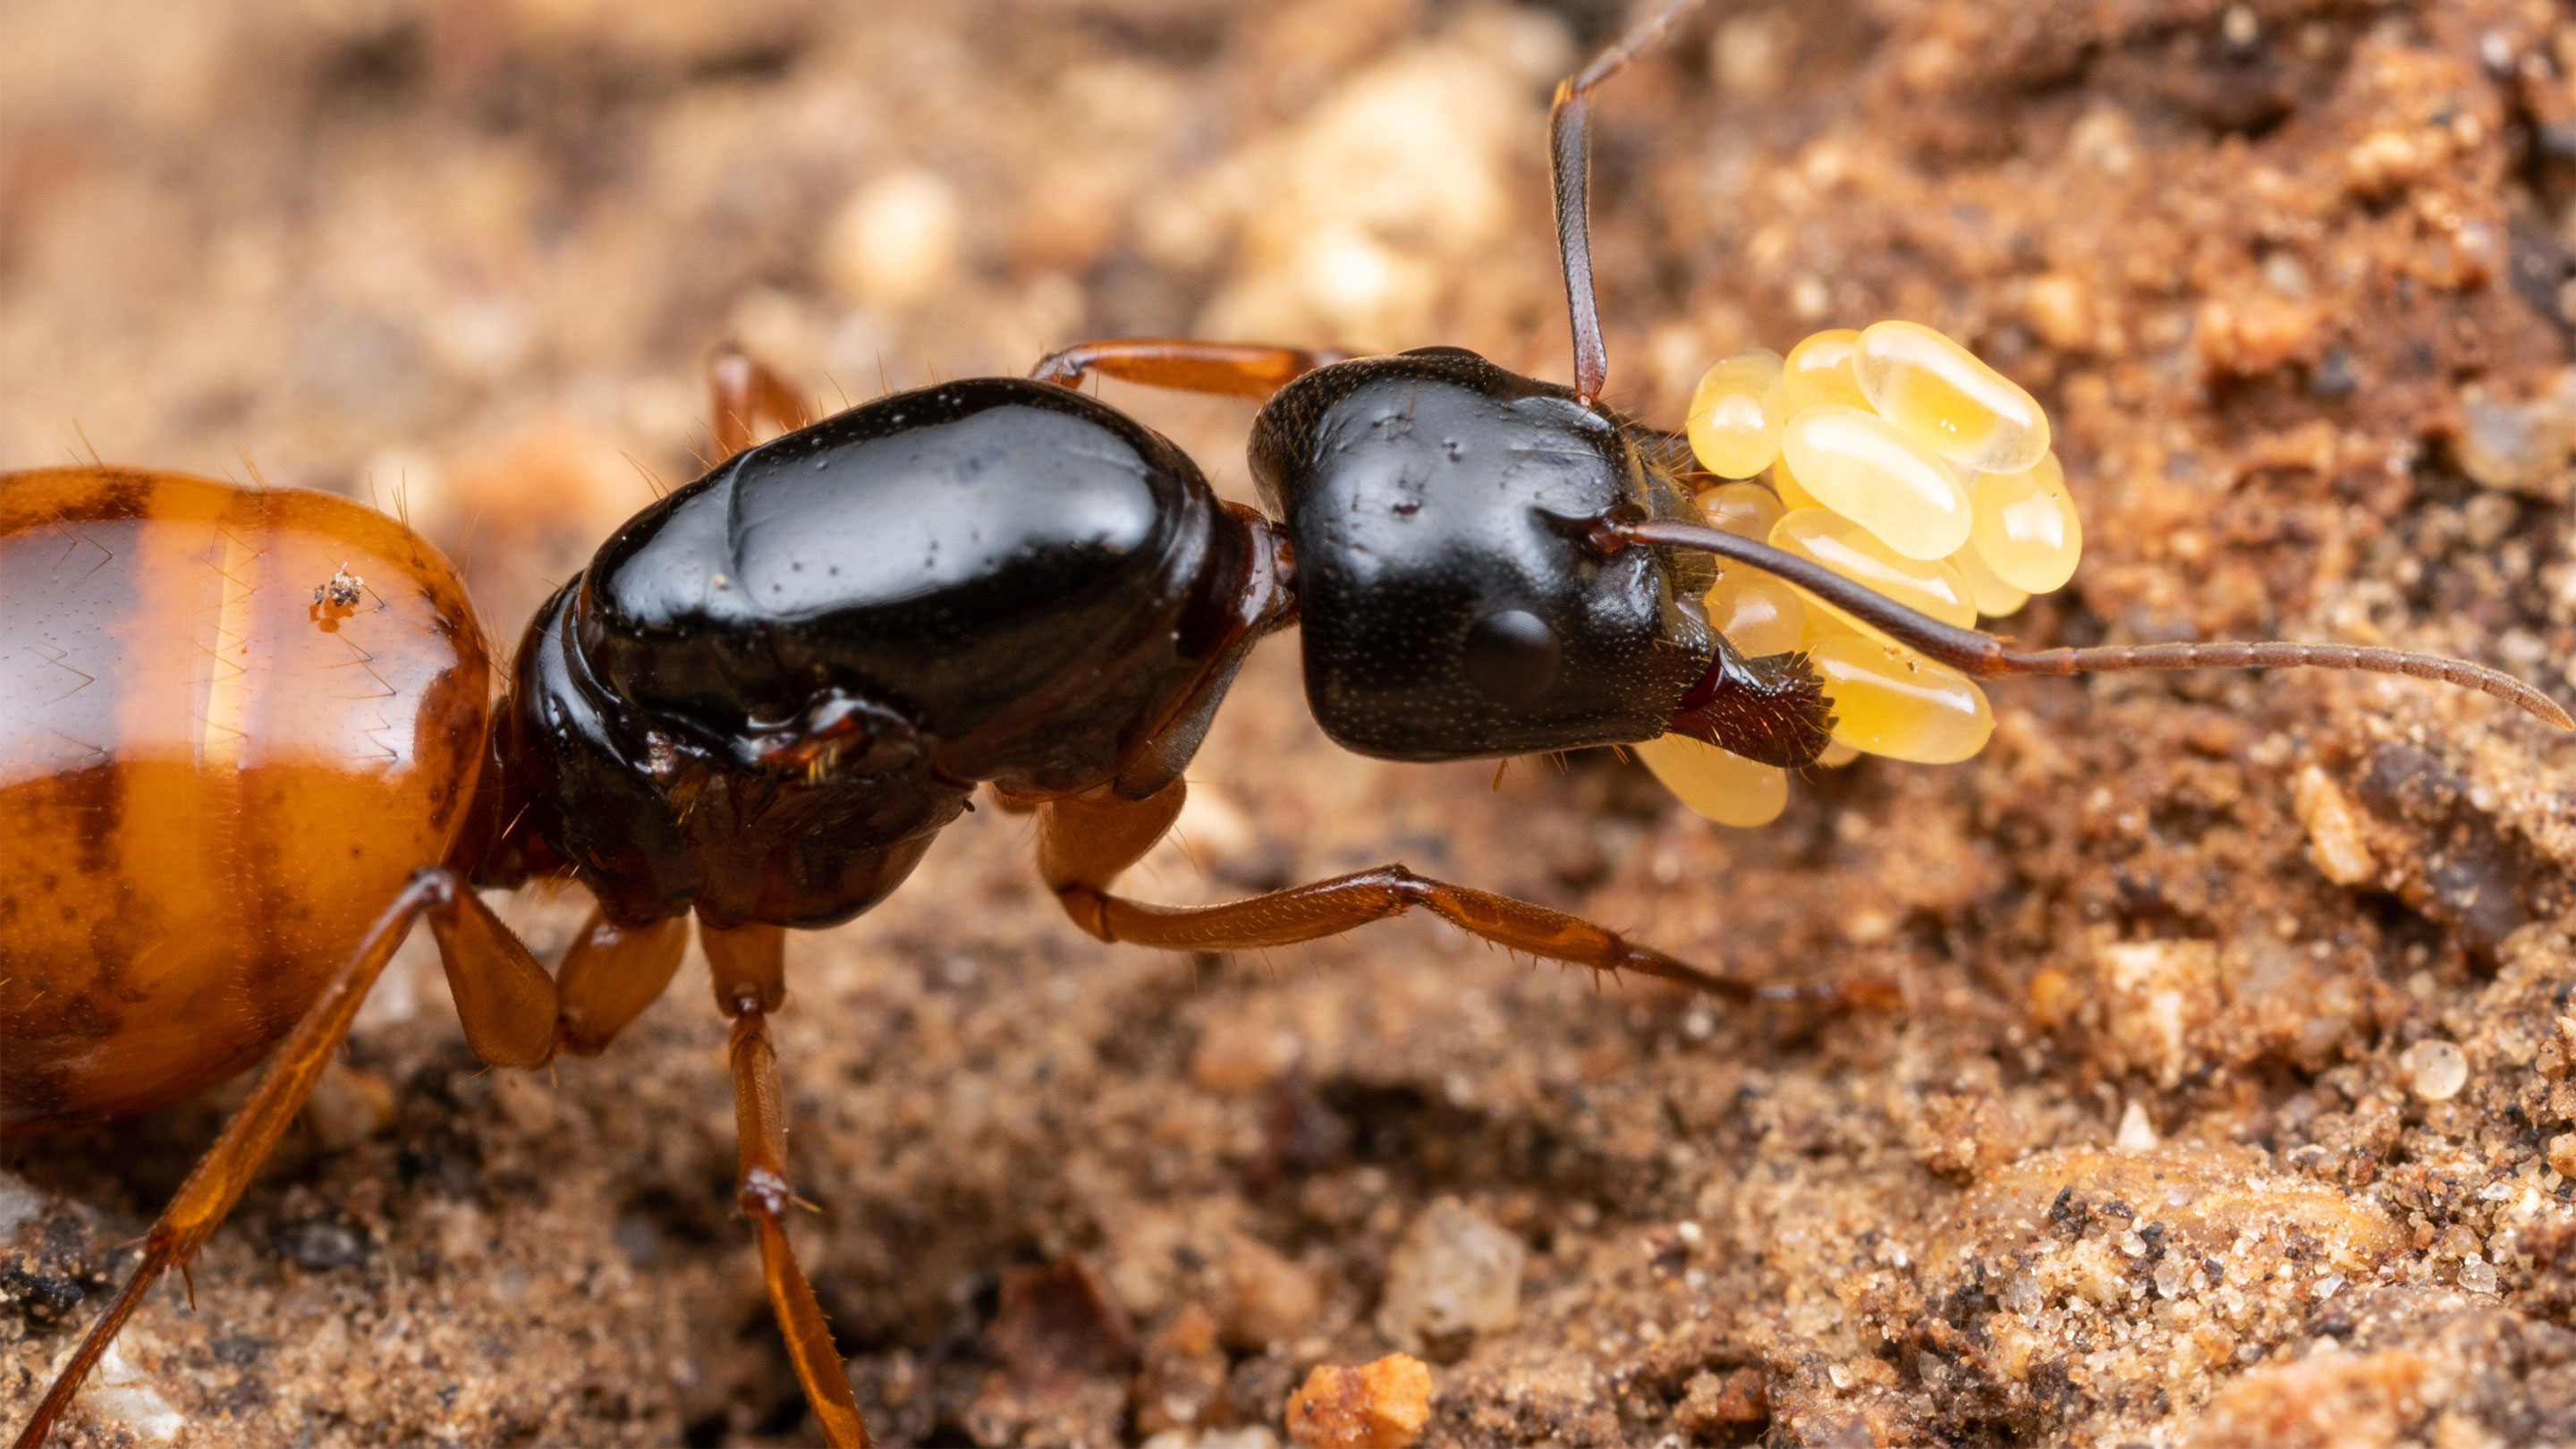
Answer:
2292, 766, 2375, 887
2402, 1039, 2469, 1102
821, 168, 962, 309
2000, 1275, 2042, 1320
0, 1171, 42, 1238
84, 1343, 184, 1446
2220, 4, 2259, 50
2456, 392, 2572, 497
1218, 1235, 1322, 1349
2463, 491, 2519, 550
2457, 1255, 2498, 1293
2152, 1259, 2188, 1299
1285, 1354, 1433, 1449
2114, 1100, 2159, 1153
1374, 1199, 1526, 1352
305, 1060, 396, 1152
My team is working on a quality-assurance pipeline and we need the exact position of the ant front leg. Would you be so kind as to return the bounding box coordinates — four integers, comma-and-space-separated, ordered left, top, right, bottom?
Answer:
1030, 338, 1349, 402
1035, 780, 1884, 1008
11, 870, 557, 1449
699, 920, 870, 1449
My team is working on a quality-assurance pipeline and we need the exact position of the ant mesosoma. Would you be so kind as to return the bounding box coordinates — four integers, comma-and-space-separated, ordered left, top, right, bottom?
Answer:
4, 3, 2565, 1444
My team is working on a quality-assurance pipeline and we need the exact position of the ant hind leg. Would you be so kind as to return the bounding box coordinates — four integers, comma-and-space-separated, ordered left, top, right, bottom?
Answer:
1034, 780, 1889, 1009
10, 870, 560, 1449
701, 920, 871, 1449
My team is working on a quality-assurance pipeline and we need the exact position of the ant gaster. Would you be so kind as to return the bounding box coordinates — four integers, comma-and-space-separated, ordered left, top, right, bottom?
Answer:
5, 3, 2567, 1445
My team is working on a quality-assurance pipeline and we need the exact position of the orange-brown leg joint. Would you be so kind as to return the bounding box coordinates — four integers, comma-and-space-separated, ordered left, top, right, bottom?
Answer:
11, 869, 562, 1449
703, 919, 869, 1448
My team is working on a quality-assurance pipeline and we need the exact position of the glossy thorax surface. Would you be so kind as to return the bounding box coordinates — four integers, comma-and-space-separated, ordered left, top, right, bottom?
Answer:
0, 470, 489, 1133
491, 377, 1273, 929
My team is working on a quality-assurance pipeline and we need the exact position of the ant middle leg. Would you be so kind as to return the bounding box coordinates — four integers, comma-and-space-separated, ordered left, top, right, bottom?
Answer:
709, 342, 816, 462
700, 920, 870, 1449
1030, 338, 1349, 401
1035, 780, 1880, 1007
554, 907, 691, 1056
12, 869, 559, 1449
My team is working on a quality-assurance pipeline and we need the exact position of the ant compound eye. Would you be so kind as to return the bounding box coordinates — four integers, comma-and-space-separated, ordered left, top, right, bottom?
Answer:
1462, 609, 1562, 705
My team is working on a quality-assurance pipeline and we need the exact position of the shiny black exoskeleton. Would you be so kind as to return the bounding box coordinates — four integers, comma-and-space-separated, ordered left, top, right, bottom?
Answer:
468, 349, 1820, 931
1252, 348, 1717, 758
475, 376, 1285, 928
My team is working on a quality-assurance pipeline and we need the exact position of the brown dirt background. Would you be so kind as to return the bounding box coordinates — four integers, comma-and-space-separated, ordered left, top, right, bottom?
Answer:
12, 0, 2576, 1445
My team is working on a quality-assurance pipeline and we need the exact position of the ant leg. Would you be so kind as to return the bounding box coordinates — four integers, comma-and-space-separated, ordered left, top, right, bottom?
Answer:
554, 907, 691, 1056
710, 343, 815, 462
10, 870, 557, 1449
701, 920, 870, 1449
1036, 781, 1885, 1008
430, 884, 561, 1071
1551, 0, 1709, 402
1030, 338, 1349, 401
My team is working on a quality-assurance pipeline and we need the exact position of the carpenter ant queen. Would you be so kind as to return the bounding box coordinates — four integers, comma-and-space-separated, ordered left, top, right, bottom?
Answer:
4, 2, 2565, 1445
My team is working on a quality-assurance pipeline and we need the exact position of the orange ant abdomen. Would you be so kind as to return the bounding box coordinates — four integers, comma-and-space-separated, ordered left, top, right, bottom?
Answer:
0, 467, 490, 1134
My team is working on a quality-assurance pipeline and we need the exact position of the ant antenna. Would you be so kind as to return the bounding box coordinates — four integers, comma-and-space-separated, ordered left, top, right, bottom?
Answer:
1597, 517, 2576, 729
1553, 0, 1711, 405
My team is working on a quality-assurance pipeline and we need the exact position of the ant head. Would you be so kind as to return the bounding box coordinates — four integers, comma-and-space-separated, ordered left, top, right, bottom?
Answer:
1250, 347, 1720, 761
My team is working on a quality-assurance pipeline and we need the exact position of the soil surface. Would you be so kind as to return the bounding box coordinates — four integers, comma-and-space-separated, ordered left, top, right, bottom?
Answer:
12, 1, 2576, 1445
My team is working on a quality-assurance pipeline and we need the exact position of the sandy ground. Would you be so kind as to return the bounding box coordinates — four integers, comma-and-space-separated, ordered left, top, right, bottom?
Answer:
12, 0, 2576, 1444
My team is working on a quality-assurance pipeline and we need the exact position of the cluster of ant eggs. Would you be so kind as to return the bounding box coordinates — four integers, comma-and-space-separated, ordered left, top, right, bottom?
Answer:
1640, 321, 2082, 827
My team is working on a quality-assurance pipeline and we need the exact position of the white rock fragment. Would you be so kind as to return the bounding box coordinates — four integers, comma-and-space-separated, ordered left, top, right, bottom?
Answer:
2094, 939, 2220, 1089
2402, 1039, 2469, 1102
1375, 1198, 1526, 1352
0, 1170, 43, 1238
2456, 372, 2576, 501
84, 1342, 185, 1445
2114, 1099, 2160, 1153
820, 169, 962, 310
2292, 766, 2376, 886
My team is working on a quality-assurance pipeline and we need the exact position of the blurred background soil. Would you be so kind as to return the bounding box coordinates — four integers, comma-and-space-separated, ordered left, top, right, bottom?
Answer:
11, 0, 2576, 1444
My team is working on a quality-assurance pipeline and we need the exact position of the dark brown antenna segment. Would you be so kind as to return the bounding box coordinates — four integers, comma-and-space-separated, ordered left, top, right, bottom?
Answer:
1604, 518, 2575, 730
1552, 0, 1712, 404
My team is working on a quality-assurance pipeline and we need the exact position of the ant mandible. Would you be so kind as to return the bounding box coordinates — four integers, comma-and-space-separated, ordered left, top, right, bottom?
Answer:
5, 2, 2567, 1445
